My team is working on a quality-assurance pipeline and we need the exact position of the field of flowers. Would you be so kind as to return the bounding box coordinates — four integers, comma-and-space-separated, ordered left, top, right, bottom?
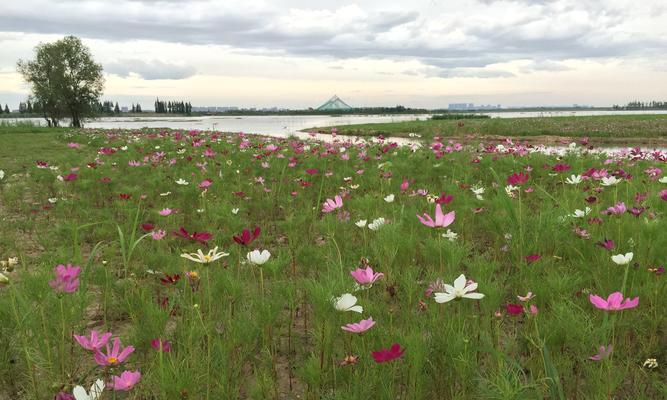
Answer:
0, 128, 665, 399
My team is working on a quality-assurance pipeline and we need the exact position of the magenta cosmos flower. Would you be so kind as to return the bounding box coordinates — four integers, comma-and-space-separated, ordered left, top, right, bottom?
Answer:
49, 264, 81, 293
589, 292, 638, 311
350, 266, 384, 286
372, 343, 405, 363
94, 338, 135, 366
322, 195, 343, 213
108, 370, 141, 391
416, 203, 455, 228
74, 330, 112, 351
507, 172, 529, 186
341, 317, 376, 333
150, 338, 172, 353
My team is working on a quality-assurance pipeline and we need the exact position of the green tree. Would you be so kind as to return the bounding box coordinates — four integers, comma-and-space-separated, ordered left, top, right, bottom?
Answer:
17, 36, 104, 128
3, 105, 9, 114
114, 102, 120, 114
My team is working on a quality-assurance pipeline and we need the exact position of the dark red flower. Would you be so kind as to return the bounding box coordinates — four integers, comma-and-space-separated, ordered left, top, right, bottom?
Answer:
160, 274, 181, 286
173, 227, 213, 244
233, 227, 261, 246
371, 343, 405, 363
141, 223, 155, 232
525, 254, 541, 263
435, 193, 454, 204
507, 172, 529, 186
63, 173, 78, 182
119, 193, 131, 200
506, 303, 524, 315
596, 239, 615, 250
305, 168, 319, 175
552, 163, 571, 172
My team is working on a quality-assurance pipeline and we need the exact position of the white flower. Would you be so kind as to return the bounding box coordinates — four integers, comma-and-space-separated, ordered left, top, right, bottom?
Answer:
0, 272, 8, 284
177, 148, 187, 154
565, 175, 583, 185
120, 146, 128, 151
611, 252, 633, 265
659, 176, 667, 183
471, 186, 485, 200
384, 194, 395, 203
601, 176, 621, 186
643, 358, 658, 369
355, 219, 367, 228
181, 247, 229, 264
72, 379, 105, 400
0, 170, 4, 180
175, 178, 189, 185
505, 185, 518, 196
332, 293, 363, 313
160, 191, 171, 196
441, 229, 458, 241
247, 250, 271, 265
434, 274, 485, 303
368, 217, 386, 231
571, 207, 591, 218
48, 197, 58, 204
231, 208, 240, 215
196, 208, 204, 213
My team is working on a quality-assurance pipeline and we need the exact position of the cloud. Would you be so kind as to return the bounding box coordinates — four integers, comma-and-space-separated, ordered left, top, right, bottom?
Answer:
105, 59, 196, 80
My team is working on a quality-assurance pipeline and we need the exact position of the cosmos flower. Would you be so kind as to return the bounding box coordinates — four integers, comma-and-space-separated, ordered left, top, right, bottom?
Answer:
181, 247, 229, 263
49, 264, 81, 293
341, 317, 376, 333
72, 379, 104, 400
332, 293, 363, 313
371, 343, 405, 363
611, 252, 633, 265
417, 203, 455, 228
94, 338, 135, 366
350, 266, 384, 286
601, 176, 621, 186
433, 274, 484, 303
368, 217, 387, 231
565, 175, 583, 185
322, 195, 343, 213
233, 227, 261, 246
246, 249, 271, 265
589, 292, 639, 311
108, 370, 141, 391
589, 345, 613, 361
74, 330, 113, 351
355, 219, 367, 228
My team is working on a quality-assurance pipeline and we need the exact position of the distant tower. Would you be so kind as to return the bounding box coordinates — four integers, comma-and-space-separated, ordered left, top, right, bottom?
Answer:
317, 95, 353, 111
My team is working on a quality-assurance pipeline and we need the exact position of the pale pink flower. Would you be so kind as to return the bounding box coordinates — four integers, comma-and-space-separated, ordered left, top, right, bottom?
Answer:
322, 195, 343, 213
350, 266, 384, 286
589, 292, 638, 311
159, 208, 173, 216
73, 330, 112, 351
151, 230, 166, 240
341, 317, 376, 333
416, 203, 455, 228
108, 370, 141, 391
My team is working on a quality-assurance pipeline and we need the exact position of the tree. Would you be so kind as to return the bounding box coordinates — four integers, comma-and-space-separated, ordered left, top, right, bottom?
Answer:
3, 105, 8, 114
17, 36, 104, 128
114, 102, 120, 114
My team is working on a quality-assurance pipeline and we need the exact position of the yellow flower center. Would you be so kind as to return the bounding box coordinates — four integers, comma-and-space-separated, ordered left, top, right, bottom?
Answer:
107, 356, 118, 364
203, 255, 212, 262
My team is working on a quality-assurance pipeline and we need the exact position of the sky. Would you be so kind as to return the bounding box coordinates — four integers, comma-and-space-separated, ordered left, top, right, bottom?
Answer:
1, 0, 666, 109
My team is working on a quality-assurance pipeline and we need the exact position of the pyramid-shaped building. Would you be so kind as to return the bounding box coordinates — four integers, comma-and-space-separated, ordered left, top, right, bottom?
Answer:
317, 95, 353, 111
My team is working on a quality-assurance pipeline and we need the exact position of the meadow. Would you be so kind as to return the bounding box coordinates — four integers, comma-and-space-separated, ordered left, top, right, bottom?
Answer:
0, 126, 665, 399
320, 114, 667, 144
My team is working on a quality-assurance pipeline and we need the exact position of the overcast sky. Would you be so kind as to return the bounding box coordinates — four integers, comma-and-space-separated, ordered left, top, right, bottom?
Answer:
1, 0, 666, 109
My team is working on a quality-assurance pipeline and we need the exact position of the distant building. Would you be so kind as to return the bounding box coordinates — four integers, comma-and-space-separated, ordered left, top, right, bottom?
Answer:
121, 106, 129, 113
317, 95, 353, 111
448, 103, 501, 111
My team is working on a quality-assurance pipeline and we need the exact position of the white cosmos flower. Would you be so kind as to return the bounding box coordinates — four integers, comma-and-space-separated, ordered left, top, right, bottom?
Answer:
471, 186, 485, 200
0, 272, 8, 284
0, 170, 4, 180
368, 217, 386, 231
611, 252, 633, 265
48, 197, 58, 204
505, 185, 518, 196
565, 175, 583, 185
247, 250, 271, 265
601, 176, 621, 186
659, 176, 667, 183
355, 219, 367, 228
571, 207, 591, 218
175, 178, 189, 185
384, 194, 395, 203
160, 191, 171, 196
442, 229, 458, 241
181, 247, 229, 264
434, 274, 485, 303
332, 293, 363, 313
72, 379, 105, 400
231, 208, 239, 215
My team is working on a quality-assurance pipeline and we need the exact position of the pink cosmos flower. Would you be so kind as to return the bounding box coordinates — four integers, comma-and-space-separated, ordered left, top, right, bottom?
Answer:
322, 195, 343, 213
416, 203, 455, 228
108, 370, 141, 391
525, 254, 541, 263
507, 172, 529, 186
63, 173, 78, 182
372, 343, 405, 363
506, 303, 524, 315
159, 208, 173, 216
660, 189, 667, 201
49, 264, 81, 293
400, 179, 410, 192
151, 230, 166, 240
517, 292, 535, 302
74, 330, 113, 351
150, 338, 172, 352
67, 142, 80, 149
529, 304, 538, 315
603, 202, 626, 215
350, 266, 384, 286
198, 179, 212, 190
589, 345, 613, 361
94, 338, 135, 366
589, 292, 638, 311
341, 317, 376, 333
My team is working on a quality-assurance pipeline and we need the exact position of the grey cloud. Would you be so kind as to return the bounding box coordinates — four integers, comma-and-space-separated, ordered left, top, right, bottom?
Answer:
106, 59, 196, 80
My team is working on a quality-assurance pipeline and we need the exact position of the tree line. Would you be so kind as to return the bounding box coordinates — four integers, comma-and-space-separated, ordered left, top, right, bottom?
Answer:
154, 99, 192, 115
613, 101, 667, 110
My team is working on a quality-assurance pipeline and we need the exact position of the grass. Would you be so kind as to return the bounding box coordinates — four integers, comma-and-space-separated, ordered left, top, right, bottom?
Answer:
318, 114, 667, 142
0, 127, 665, 399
